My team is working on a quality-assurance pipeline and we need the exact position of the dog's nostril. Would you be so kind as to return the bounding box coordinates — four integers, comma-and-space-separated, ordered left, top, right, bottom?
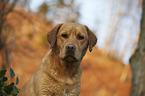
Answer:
66, 44, 76, 51
66, 46, 70, 49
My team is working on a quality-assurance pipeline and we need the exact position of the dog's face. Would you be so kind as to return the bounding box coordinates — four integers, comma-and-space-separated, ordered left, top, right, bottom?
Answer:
47, 23, 97, 62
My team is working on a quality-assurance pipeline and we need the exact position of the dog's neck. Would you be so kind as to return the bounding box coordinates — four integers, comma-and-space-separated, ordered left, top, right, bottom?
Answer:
61, 60, 81, 77
49, 49, 82, 78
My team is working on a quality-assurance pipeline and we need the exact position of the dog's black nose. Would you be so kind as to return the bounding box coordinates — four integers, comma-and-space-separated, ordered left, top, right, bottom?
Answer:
66, 44, 76, 52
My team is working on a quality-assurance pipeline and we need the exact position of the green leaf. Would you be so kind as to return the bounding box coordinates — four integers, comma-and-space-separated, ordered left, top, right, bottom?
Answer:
4, 83, 7, 86
2, 77, 7, 82
0, 81, 3, 87
4, 84, 14, 95
0, 70, 6, 77
11, 90, 17, 94
16, 77, 19, 85
10, 82, 14, 86
10, 68, 15, 78
13, 86, 19, 92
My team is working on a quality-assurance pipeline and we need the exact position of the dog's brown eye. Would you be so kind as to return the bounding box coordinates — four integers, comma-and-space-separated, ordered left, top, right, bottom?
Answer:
61, 34, 68, 39
77, 35, 84, 40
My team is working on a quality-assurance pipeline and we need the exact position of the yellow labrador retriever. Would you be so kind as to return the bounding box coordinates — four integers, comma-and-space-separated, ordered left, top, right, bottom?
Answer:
18, 23, 97, 96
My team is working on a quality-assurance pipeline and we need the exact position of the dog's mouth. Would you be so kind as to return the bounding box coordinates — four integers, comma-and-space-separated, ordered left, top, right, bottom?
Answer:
60, 55, 79, 62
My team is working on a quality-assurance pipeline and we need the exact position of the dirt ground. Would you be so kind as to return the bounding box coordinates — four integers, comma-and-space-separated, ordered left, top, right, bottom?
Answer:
1, 9, 131, 96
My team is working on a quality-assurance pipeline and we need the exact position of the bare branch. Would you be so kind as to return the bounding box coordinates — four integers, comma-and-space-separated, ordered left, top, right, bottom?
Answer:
0, 0, 18, 15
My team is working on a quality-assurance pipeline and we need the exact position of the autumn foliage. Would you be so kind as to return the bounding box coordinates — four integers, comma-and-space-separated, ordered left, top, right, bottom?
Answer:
0, 9, 132, 96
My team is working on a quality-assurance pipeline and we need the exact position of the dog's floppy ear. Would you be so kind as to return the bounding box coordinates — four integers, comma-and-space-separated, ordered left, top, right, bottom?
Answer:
47, 24, 63, 48
84, 25, 97, 52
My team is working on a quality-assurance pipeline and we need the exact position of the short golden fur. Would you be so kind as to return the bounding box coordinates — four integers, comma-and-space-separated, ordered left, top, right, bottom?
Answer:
18, 23, 97, 96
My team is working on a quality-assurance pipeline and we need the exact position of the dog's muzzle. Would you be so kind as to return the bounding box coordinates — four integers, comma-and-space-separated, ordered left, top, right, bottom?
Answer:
60, 44, 78, 62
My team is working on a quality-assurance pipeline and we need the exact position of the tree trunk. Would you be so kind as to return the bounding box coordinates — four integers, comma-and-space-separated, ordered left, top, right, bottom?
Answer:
0, 0, 17, 69
130, 0, 145, 96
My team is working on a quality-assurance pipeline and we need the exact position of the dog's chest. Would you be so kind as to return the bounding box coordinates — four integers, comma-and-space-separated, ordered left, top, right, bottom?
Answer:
63, 90, 68, 96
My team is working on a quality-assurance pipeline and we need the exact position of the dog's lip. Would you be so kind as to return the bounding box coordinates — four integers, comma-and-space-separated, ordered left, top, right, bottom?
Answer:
60, 55, 79, 62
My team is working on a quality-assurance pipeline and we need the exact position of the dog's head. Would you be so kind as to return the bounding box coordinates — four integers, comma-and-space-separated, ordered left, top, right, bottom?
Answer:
47, 23, 97, 62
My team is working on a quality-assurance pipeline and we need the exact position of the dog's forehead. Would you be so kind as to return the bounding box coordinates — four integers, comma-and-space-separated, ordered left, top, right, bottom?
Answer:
59, 23, 87, 34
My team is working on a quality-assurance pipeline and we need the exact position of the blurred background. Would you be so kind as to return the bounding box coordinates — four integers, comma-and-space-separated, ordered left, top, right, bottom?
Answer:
0, 0, 142, 96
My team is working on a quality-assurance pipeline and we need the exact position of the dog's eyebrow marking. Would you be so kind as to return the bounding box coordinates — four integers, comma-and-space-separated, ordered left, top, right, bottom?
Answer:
75, 27, 87, 35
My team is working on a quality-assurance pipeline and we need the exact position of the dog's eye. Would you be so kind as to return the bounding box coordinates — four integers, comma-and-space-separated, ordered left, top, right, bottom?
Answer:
77, 35, 84, 40
61, 34, 68, 39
